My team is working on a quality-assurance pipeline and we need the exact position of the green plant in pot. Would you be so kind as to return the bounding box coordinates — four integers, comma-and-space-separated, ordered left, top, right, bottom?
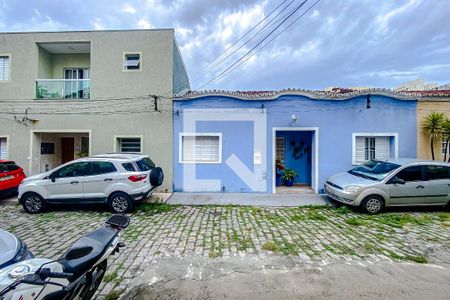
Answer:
282, 168, 298, 187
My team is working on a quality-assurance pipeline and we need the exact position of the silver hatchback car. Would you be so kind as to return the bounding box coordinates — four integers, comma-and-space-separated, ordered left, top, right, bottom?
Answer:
325, 159, 450, 214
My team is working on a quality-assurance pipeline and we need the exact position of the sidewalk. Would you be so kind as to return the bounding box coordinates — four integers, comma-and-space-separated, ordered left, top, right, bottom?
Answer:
166, 192, 332, 207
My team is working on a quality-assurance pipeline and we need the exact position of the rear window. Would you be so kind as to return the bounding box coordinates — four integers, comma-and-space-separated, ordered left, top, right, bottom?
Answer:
0, 162, 19, 173
136, 157, 155, 171
122, 162, 136, 172
426, 165, 450, 180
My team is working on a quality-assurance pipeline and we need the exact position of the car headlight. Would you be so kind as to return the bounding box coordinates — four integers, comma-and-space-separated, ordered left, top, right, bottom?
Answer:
343, 185, 361, 193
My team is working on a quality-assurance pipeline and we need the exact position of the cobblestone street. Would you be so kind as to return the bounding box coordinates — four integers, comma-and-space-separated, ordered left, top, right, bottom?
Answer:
1, 197, 449, 299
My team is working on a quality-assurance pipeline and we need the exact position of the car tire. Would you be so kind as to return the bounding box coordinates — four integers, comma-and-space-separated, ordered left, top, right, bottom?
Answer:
361, 195, 384, 214
108, 192, 133, 213
149, 167, 164, 187
22, 192, 46, 214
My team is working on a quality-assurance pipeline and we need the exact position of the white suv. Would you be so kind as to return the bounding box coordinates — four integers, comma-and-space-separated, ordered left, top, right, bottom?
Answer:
18, 154, 164, 214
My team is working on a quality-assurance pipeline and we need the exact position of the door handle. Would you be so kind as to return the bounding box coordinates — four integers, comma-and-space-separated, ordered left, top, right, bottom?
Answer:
70, 181, 79, 184
104, 178, 113, 182
416, 185, 424, 189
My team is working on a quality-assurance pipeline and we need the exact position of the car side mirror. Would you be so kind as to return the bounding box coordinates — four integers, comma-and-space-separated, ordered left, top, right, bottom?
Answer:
389, 176, 405, 185
48, 173, 57, 182
65, 246, 93, 261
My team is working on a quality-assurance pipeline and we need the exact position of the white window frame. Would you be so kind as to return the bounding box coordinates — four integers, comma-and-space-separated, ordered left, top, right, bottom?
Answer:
114, 135, 143, 154
122, 52, 142, 72
179, 133, 222, 164
275, 136, 286, 163
0, 54, 11, 82
0, 135, 9, 159
352, 133, 398, 165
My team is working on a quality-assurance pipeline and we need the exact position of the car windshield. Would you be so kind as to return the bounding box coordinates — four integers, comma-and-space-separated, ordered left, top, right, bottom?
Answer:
348, 160, 400, 181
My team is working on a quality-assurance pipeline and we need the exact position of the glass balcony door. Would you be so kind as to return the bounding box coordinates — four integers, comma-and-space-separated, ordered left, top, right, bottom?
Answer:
64, 68, 90, 99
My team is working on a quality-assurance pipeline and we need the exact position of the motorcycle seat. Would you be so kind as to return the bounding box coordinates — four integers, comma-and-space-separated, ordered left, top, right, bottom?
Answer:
59, 227, 118, 279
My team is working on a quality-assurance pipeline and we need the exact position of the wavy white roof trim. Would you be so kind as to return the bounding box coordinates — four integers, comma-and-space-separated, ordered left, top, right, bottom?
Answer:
175, 88, 421, 101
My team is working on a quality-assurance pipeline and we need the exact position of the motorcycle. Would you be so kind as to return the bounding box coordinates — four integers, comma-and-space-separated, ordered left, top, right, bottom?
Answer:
0, 214, 130, 300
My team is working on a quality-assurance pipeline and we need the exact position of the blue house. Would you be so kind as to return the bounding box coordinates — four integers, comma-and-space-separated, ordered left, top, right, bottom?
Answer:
173, 89, 418, 194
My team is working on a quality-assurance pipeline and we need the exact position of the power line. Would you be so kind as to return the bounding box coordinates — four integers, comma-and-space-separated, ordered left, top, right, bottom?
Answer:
202, 0, 320, 89
188, 0, 298, 85
0, 95, 155, 103
190, 0, 292, 80
157, 0, 302, 99
196, 0, 320, 90
196, 0, 310, 90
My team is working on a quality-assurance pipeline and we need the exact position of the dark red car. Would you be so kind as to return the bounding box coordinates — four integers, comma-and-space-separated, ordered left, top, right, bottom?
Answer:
0, 160, 26, 196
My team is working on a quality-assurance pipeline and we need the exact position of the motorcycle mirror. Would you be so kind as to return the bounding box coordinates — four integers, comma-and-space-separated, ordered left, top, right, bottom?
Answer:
65, 246, 93, 261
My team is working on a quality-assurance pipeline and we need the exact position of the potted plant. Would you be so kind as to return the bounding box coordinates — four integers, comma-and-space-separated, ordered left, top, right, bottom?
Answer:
275, 160, 284, 186
282, 168, 298, 187
76, 151, 88, 158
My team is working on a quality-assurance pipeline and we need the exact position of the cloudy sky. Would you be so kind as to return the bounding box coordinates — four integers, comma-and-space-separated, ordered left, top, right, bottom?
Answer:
1, 0, 449, 91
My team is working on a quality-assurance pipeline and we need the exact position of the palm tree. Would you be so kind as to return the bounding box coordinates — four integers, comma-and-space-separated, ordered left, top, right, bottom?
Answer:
442, 118, 450, 162
422, 112, 446, 160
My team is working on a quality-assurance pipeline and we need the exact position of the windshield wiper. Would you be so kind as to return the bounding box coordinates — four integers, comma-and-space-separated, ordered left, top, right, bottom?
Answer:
348, 170, 376, 181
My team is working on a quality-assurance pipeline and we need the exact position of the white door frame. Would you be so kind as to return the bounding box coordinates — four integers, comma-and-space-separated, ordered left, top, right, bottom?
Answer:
272, 127, 319, 193
29, 129, 92, 175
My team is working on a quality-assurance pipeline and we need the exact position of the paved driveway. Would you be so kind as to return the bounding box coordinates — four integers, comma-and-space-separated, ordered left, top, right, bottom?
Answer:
0, 196, 449, 299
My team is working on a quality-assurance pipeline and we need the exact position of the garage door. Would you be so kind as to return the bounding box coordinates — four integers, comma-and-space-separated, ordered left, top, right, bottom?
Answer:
0, 138, 7, 159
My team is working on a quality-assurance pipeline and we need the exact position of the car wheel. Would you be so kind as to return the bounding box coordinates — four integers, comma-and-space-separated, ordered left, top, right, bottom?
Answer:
22, 193, 46, 214
108, 192, 133, 213
361, 195, 384, 214
149, 167, 164, 187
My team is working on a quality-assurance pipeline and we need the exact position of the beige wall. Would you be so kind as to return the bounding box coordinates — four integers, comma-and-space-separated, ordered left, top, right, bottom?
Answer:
0, 30, 174, 99
0, 30, 187, 192
37, 50, 90, 79
417, 100, 450, 160
38, 47, 52, 78
51, 54, 90, 78
37, 133, 89, 173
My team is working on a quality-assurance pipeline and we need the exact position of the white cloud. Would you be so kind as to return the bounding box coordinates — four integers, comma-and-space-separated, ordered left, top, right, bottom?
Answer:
123, 3, 136, 14
137, 19, 152, 29
376, 0, 421, 33
92, 18, 105, 30
176, 26, 193, 38
293, 39, 320, 58
217, 4, 265, 43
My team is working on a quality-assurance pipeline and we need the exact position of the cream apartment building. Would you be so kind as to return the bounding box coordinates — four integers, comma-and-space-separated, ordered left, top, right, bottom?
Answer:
417, 91, 450, 161
0, 29, 189, 192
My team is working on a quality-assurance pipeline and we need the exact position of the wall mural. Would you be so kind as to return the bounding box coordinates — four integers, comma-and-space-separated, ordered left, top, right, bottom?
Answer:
289, 140, 311, 161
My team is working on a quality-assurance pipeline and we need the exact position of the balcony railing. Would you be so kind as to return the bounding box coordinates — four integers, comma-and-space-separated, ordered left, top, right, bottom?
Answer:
36, 79, 90, 99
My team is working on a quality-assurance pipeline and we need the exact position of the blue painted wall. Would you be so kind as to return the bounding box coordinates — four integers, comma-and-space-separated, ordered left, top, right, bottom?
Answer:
173, 94, 418, 193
